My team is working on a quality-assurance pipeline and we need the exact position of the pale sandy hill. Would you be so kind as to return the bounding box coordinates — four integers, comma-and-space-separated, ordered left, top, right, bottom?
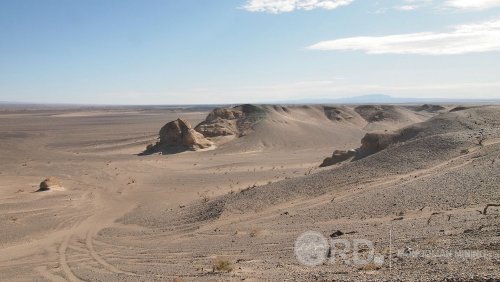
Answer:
192, 104, 435, 154
354, 104, 431, 131
216, 105, 365, 153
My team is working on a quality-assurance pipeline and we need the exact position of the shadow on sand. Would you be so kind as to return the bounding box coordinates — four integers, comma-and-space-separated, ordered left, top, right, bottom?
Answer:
137, 144, 193, 156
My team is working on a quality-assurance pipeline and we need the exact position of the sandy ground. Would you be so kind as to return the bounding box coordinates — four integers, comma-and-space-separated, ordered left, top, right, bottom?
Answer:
0, 105, 498, 281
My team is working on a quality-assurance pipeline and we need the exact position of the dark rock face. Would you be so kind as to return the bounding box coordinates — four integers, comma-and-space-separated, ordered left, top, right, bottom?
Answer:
320, 123, 425, 167
360, 133, 390, 152
358, 133, 399, 157
321, 132, 403, 167
320, 150, 357, 167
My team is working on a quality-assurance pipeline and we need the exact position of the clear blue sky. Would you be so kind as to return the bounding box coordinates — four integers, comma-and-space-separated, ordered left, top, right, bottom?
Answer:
1, 0, 499, 104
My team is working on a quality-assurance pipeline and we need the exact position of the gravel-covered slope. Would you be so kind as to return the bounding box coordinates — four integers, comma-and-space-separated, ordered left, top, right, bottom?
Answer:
154, 106, 500, 227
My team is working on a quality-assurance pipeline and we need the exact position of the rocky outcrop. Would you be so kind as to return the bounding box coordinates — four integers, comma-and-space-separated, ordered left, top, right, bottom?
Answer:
159, 119, 212, 150
358, 133, 398, 156
320, 149, 357, 167
206, 108, 244, 121
144, 119, 213, 154
320, 125, 424, 167
320, 132, 401, 167
195, 108, 243, 137
195, 104, 267, 138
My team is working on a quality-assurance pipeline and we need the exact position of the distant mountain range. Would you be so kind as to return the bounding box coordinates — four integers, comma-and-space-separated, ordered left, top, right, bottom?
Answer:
2, 94, 500, 107
280, 94, 500, 105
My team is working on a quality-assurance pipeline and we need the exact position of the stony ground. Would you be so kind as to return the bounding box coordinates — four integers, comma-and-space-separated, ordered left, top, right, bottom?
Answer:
0, 105, 498, 281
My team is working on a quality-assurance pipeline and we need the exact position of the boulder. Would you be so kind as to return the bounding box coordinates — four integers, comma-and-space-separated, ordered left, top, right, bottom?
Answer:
38, 177, 62, 191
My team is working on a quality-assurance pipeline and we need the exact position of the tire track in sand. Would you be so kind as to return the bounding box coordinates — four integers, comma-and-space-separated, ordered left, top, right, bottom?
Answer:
85, 230, 136, 275
58, 235, 82, 282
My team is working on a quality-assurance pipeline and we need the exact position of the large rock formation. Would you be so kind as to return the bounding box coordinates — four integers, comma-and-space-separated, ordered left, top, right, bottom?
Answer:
145, 119, 213, 154
159, 119, 213, 150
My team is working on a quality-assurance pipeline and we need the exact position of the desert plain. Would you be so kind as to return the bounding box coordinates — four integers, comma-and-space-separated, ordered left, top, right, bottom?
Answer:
0, 104, 499, 281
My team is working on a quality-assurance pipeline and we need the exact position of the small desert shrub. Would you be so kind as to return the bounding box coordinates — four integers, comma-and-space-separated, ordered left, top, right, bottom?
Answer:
249, 229, 261, 237
361, 262, 380, 271
424, 236, 439, 246
213, 258, 233, 273
198, 191, 210, 203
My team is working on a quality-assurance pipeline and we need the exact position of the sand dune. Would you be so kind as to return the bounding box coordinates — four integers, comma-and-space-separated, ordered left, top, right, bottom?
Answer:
0, 105, 498, 281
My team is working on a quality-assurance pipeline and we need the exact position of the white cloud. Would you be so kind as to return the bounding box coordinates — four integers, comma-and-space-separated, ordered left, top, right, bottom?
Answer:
395, 5, 419, 10
444, 0, 500, 10
382, 0, 500, 12
243, 0, 353, 13
308, 19, 500, 55
393, 0, 434, 11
